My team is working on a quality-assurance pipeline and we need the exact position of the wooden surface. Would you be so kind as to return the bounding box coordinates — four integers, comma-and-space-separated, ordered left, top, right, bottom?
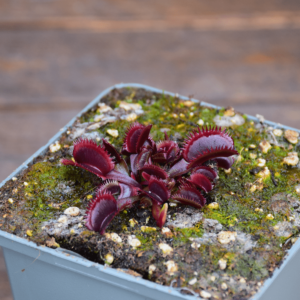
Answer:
1, 1, 300, 299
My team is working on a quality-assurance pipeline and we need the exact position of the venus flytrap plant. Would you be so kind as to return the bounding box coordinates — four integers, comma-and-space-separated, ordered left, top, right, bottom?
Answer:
61, 122, 238, 234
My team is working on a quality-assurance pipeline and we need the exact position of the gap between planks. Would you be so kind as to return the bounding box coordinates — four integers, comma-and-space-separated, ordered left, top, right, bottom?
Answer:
1, 11, 300, 32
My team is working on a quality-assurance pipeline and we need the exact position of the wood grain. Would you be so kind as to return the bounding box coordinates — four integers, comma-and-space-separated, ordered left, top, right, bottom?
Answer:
1, 0, 300, 19
2, 12, 300, 32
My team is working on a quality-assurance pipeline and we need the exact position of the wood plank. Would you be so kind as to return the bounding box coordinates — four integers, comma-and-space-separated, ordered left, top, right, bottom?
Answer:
0, 110, 79, 182
1, 12, 300, 32
0, 30, 299, 113
0, 97, 90, 110
1, 0, 300, 19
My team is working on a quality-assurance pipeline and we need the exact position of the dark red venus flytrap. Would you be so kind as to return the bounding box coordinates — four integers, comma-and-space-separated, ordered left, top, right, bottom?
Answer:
61, 122, 238, 234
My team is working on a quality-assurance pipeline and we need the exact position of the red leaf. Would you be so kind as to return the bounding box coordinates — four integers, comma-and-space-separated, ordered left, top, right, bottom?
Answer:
152, 202, 168, 228
98, 180, 120, 195
117, 196, 140, 211
136, 148, 152, 169
166, 178, 176, 190
123, 123, 152, 154
151, 152, 167, 164
153, 140, 180, 164
193, 166, 218, 181
139, 164, 168, 180
131, 172, 137, 181
172, 185, 206, 208
147, 176, 170, 203
164, 131, 169, 140
106, 169, 142, 189
119, 183, 139, 198
114, 159, 130, 176
136, 124, 152, 153
130, 154, 139, 175
188, 146, 238, 169
72, 139, 115, 175
188, 173, 213, 193
102, 138, 122, 163
213, 156, 235, 170
86, 191, 118, 234
147, 136, 157, 153
130, 149, 152, 175
168, 158, 189, 178
61, 158, 106, 179
141, 171, 151, 181
182, 126, 238, 168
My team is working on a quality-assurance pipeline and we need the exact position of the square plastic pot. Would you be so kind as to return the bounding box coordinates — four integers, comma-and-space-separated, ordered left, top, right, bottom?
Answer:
1, 83, 300, 300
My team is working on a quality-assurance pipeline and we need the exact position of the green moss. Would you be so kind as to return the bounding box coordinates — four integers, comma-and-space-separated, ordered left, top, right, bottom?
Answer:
232, 255, 269, 280
173, 225, 204, 245
23, 162, 101, 222
134, 232, 155, 251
